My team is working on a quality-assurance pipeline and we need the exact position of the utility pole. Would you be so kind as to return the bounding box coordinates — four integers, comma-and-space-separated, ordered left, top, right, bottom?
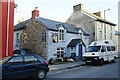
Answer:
104, 9, 110, 40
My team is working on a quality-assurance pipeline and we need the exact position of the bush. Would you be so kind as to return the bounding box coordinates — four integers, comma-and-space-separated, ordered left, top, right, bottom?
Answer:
49, 58, 55, 64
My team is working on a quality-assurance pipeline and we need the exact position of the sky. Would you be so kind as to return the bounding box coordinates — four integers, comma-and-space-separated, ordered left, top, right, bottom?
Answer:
14, 0, 120, 30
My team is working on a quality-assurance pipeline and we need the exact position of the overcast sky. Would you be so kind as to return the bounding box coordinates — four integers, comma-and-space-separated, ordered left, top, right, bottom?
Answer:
14, 0, 120, 30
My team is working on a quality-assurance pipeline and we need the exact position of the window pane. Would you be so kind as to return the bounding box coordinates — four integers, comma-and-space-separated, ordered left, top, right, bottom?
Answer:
52, 34, 58, 43
101, 46, 106, 52
111, 46, 115, 51
24, 56, 38, 64
59, 30, 64, 41
107, 46, 111, 51
8, 56, 23, 65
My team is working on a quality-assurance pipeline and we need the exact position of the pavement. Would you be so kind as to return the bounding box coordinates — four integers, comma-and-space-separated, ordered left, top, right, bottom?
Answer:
49, 60, 85, 71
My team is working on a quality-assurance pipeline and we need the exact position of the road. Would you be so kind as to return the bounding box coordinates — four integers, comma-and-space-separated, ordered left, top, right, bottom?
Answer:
45, 59, 120, 79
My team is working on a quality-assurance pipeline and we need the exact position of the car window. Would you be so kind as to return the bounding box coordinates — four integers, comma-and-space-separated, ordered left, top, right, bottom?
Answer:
107, 46, 111, 51
111, 46, 116, 51
24, 56, 40, 64
101, 46, 106, 52
86, 46, 101, 52
8, 56, 23, 66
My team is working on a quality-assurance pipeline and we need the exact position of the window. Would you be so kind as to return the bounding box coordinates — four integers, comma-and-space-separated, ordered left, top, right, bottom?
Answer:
101, 46, 106, 52
111, 46, 116, 51
110, 26, 112, 31
79, 33, 82, 39
100, 31, 102, 39
71, 47, 74, 51
8, 56, 23, 66
24, 33, 27, 43
24, 56, 39, 64
99, 23, 103, 29
107, 46, 111, 51
87, 46, 101, 52
57, 48, 64, 58
59, 29, 64, 41
52, 33, 58, 43
110, 33, 112, 40
42, 32, 46, 41
16, 33, 20, 45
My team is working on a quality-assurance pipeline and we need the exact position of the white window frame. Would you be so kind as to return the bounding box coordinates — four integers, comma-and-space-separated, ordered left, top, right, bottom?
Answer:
59, 29, 65, 41
52, 33, 58, 43
57, 48, 65, 58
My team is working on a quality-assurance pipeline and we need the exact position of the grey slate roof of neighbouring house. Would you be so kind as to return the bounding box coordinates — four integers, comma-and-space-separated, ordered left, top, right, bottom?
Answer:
14, 17, 90, 35
81, 10, 116, 26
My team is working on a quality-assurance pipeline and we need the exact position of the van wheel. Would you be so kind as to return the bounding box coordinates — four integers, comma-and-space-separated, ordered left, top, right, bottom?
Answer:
37, 69, 46, 79
112, 58, 116, 63
99, 59, 103, 66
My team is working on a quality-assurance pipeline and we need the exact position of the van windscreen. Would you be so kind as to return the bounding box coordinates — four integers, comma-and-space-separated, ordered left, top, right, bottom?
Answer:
87, 46, 101, 52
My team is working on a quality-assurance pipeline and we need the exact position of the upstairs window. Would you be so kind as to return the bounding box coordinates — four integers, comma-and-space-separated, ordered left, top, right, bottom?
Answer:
24, 33, 28, 43
110, 33, 112, 40
42, 32, 46, 41
59, 29, 64, 41
16, 33, 20, 45
79, 33, 82, 39
52, 33, 58, 43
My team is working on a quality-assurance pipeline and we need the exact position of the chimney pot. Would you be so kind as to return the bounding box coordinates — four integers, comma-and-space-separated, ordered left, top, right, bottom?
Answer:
32, 7, 39, 18
93, 11, 102, 17
73, 3, 84, 12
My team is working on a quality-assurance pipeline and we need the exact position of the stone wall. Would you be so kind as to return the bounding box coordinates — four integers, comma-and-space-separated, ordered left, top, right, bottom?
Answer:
20, 19, 48, 59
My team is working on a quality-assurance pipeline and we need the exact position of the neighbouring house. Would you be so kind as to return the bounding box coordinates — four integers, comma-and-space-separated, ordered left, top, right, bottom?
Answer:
14, 7, 90, 61
115, 31, 120, 54
66, 4, 116, 44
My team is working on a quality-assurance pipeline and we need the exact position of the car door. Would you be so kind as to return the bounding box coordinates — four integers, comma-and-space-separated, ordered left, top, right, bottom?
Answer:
2, 56, 24, 78
107, 46, 112, 61
101, 46, 108, 61
22, 55, 40, 77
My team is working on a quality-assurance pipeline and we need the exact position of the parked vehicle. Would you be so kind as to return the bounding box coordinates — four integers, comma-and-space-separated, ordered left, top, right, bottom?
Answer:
13, 49, 32, 55
0, 54, 49, 79
82, 40, 118, 65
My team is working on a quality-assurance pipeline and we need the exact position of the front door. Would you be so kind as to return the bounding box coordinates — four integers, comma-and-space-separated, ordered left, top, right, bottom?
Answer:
78, 44, 82, 60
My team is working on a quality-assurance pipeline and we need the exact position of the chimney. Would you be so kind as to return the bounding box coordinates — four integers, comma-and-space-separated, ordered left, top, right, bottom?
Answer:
93, 11, 102, 17
32, 7, 39, 18
73, 4, 84, 12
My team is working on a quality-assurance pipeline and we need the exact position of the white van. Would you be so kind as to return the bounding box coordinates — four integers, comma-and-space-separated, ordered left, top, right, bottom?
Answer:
82, 40, 118, 65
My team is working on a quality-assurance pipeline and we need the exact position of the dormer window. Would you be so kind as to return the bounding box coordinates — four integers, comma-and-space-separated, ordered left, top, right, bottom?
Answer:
78, 29, 83, 39
59, 29, 64, 41
79, 33, 82, 39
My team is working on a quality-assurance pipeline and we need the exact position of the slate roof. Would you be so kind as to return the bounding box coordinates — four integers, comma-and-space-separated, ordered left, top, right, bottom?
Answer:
67, 39, 86, 47
81, 10, 116, 26
14, 19, 29, 31
14, 17, 90, 35
36, 18, 78, 34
